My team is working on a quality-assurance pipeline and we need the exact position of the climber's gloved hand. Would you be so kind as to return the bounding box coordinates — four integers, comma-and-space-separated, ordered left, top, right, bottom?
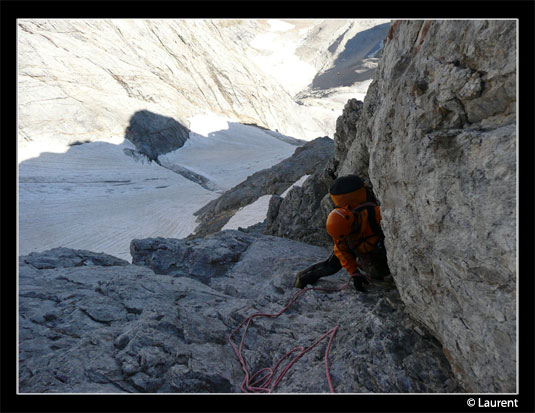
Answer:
352, 270, 370, 293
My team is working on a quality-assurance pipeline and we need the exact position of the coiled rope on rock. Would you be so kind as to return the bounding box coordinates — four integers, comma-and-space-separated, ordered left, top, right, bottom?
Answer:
228, 273, 356, 393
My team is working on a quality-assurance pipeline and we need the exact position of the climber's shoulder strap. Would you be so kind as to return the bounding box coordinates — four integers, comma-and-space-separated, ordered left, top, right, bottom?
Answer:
366, 205, 384, 241
351, 202, 384, 241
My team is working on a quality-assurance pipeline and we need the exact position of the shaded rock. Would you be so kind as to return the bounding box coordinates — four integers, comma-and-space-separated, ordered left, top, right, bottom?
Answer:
124, 110, 190, 162
311, 23, 391, 90
130, 231, 256, 284
19, 233, 462, 393
263, 161, 337, 248
21, 247, 130, 269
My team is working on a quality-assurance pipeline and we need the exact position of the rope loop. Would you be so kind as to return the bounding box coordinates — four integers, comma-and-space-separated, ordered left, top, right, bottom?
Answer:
228, 274, 355, 393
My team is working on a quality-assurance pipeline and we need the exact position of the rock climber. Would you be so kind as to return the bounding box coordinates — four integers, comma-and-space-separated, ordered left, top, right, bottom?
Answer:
294, 175, 391, 293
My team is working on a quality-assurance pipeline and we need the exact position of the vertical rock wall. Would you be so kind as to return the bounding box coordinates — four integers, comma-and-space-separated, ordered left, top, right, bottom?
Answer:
339, 20, 516, 392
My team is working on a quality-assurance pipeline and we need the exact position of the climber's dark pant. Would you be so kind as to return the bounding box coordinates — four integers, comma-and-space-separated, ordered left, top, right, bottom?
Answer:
296, 251, 342, 287
296, 248, 390, 288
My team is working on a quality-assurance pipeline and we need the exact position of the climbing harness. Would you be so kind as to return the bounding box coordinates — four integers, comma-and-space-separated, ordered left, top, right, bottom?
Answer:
227, 273, 357, 393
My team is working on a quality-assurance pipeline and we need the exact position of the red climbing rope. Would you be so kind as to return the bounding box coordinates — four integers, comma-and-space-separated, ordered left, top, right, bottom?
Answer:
228, 274, 355, 393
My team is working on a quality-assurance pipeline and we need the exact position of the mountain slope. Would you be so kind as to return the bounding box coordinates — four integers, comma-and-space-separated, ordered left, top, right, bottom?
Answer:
18, 18, 390, 158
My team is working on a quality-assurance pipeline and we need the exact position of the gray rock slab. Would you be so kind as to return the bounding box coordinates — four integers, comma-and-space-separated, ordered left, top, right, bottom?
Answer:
19, 232, 462, 393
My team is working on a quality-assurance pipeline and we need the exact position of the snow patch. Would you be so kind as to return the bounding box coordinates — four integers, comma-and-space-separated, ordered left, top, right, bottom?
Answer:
188, 113, 229, 137
19, 117, 299, 260
267, 19, 295, 32
222, 175, 311, 231
281, 174, 310, 197
161, 115, 298, 190
18, 140, 218, 260
18, 141, 70, 164
222, 195, 273, 231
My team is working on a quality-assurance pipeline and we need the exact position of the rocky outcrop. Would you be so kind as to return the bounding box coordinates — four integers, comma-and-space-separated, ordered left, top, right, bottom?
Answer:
263, 158, 337, 248
355, 20, 516, 393
271, 20, 517, 392
192, 137, 334, 238
123, 110, 190, 163
19, 233, 462, 393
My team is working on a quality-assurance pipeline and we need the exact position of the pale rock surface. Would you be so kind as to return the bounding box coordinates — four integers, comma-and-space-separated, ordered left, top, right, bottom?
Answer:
17, 19, 306, 151
17, 18, 390, 157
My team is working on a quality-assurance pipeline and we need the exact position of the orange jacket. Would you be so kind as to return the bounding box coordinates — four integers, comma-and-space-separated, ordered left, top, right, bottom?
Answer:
332, 206, 382, 275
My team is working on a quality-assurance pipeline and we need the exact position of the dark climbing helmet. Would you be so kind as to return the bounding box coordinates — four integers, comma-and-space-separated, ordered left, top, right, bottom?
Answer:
329, 175, 369, 208
326, 207, 354, 241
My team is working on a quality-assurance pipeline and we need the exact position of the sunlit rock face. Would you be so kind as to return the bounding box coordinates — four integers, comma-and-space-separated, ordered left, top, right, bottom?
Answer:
17, 19, 305, 152
17, 18, 391, 157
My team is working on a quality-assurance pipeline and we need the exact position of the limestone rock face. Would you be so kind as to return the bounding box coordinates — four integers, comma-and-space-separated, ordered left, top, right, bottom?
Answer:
337, 20, 516, 392
17, 232, 463, 393
17, 19, 306, 153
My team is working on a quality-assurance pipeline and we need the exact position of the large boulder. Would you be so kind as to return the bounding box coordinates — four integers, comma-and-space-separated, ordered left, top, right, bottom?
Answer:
123, 110, 190, 163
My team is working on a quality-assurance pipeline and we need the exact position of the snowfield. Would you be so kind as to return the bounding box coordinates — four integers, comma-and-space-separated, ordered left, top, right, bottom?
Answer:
18, 114, 301, 261
18, 19, 384, 262
159, 114, 302, 190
